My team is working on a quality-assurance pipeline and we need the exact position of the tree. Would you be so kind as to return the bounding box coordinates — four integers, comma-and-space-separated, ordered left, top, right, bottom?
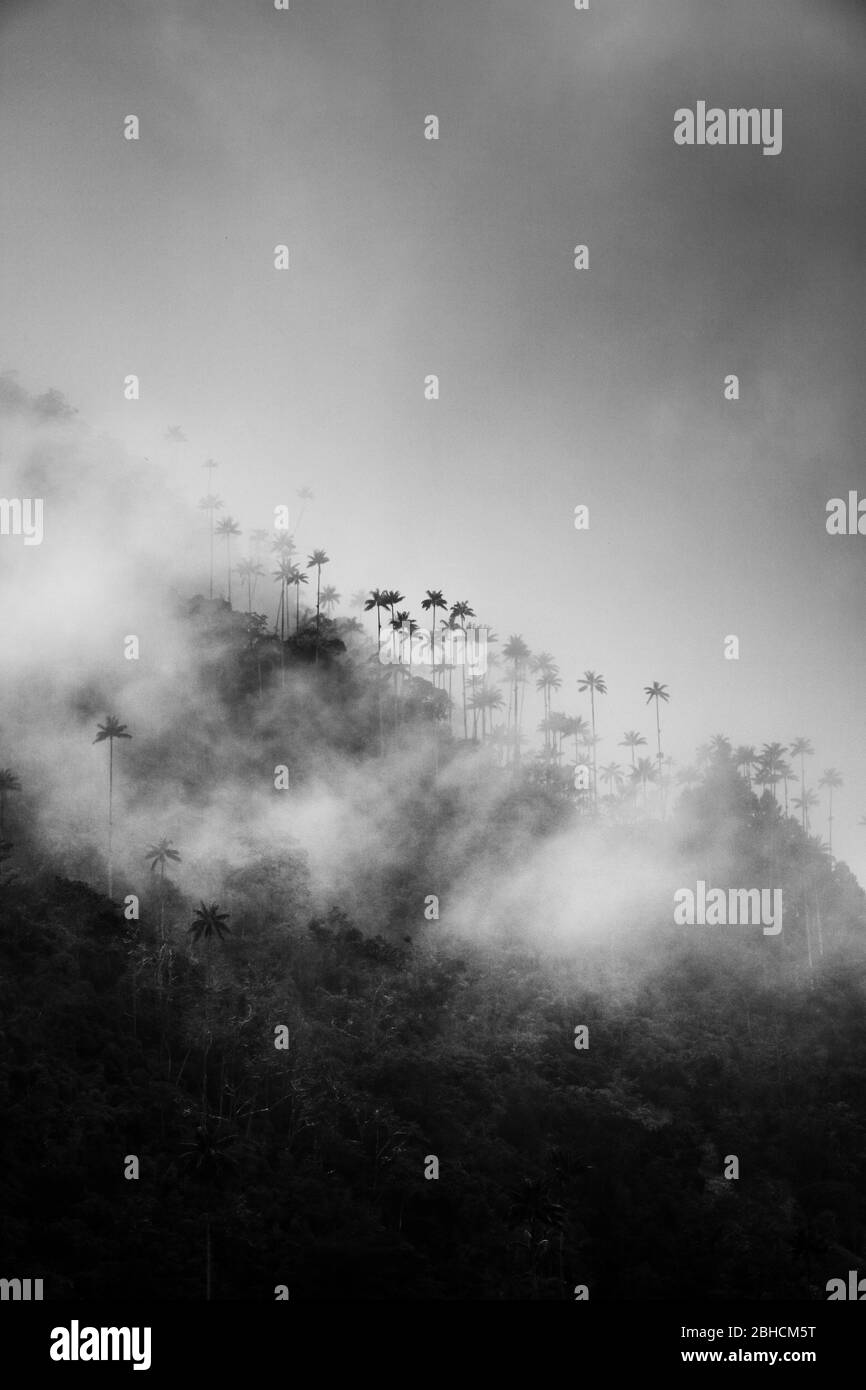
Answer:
599, 762, 625, 796
421, 590, 447, 687
236, 559, 264, 621
215, 517, 242, 604
818, 769, 843, 857
320, 585, 341, 616
145, 837, 182, 944
289, 565, 310, 634
502, 636, 531, 765
450, 601, 476, 741
789, 739, 814, 830
793, 789, 819, 832
93, 717, 132, 897
0, 768, 21, 839
734, 745, 757, 792
619, 731, 647, 769
630, 756, 657, 809
198, 495, 224, 599
643, 683, 670, 775
187, 903, 231, 1123
578, 671, 607, 805
759, 743, 787, 806
306, 550, 330, 662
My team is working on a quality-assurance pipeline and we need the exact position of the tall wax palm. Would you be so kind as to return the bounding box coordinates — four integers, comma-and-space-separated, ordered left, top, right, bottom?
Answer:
794, 789, 819, 832
599, 762, 625, 796
502, 635, 531, 765
759, 743, 788, 805
735, 745, 758, 792
643, 683, 670, 775
289, 565, 309, 632
450, 600, 476, 740
236, 558, 264, 621
320, 585, 340, 616
215, 517, 242, 603
532, 653, 558, 751
249, 528, 270, 558
631, 756, 657, 809
145, 837, 182, 943
198, 494, 224, 599
93, 717, 132, 896
789, 739, 814, 829
272, 559, 295, 642
364, 589, 388, 656
0, 768, 21, 838
779, 760, 796, 817
187, 902, 231, 1124
420, 590, 447, 686
619, 730, 647, 769
578, 671, 607, 804
818, 769, 843, 857
306, 550, 330, 660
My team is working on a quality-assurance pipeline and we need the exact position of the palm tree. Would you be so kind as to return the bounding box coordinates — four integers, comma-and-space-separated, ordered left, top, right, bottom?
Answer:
450, 600, 476, 740
306, 550, 330, 660
818, 769, 843, 856
502, 635, 531, 765
145, 838, 181, 943
215, 516, 242, 603
599, 762, 625, 796
759, 743, 787, 805
794, 789, 819, 832
235, 558, 264, 620
272, 559, 295, 642
0, 768, 21, 839
643, 683, 670, 775
578, 671, 607, 804
320, 585, 340, 616
187, 902, 231, 1125
779, 760, 797, 817
289, 565, 309, 633
734, 745, 757, 792
789, 738, 814, 829
93, 717, 132, 896
249, 528, 270, 558
631, 756, 657, 809
420, 590, 447, 685
295, 486, 314, 529
534, 655, 562, 753
619, 731, 647, 769
198, 495, 224, 599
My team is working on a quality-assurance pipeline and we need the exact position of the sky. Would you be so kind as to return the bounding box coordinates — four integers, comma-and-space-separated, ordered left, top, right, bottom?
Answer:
1, 0, 866, 879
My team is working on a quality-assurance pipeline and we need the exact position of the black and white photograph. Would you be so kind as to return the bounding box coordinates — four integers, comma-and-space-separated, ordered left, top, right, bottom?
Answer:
1, 0, 865, 1366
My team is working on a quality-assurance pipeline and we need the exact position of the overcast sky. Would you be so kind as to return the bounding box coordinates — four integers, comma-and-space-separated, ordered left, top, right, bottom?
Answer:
2, 0, 865, 876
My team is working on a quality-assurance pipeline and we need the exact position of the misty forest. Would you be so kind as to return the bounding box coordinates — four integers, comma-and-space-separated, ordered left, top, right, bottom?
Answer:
1, 378, 865, 1301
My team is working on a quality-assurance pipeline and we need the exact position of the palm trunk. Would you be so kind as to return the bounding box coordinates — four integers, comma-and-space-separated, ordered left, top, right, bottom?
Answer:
107, 740, 114, 897
209, 510, 215, 599
315, 568, 321, 661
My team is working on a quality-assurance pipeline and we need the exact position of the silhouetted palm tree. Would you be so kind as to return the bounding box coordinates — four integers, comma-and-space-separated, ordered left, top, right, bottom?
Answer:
599, 762, 625, 796
631, 756, 657, 809
643, 682, 670, 775
306, 550, 330, 661
619, 731, 647, 769
794, 789, 819, 832
503, 636, 531, 765
320, 585, 340, 616
734, 745, 757, 792
93, 717, 132, 896
215, 516, 242, 603
146, 837, 181, 943
421, 590, 447, 686
289, 565, 309, 633
578, 671, 607, 804
450, 601, 476, 740
187, 901, 231, 1125
818, 769, 843, 856
198, 494, 224, 599
789, 738, 814, 829
236, 558, 264, 620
